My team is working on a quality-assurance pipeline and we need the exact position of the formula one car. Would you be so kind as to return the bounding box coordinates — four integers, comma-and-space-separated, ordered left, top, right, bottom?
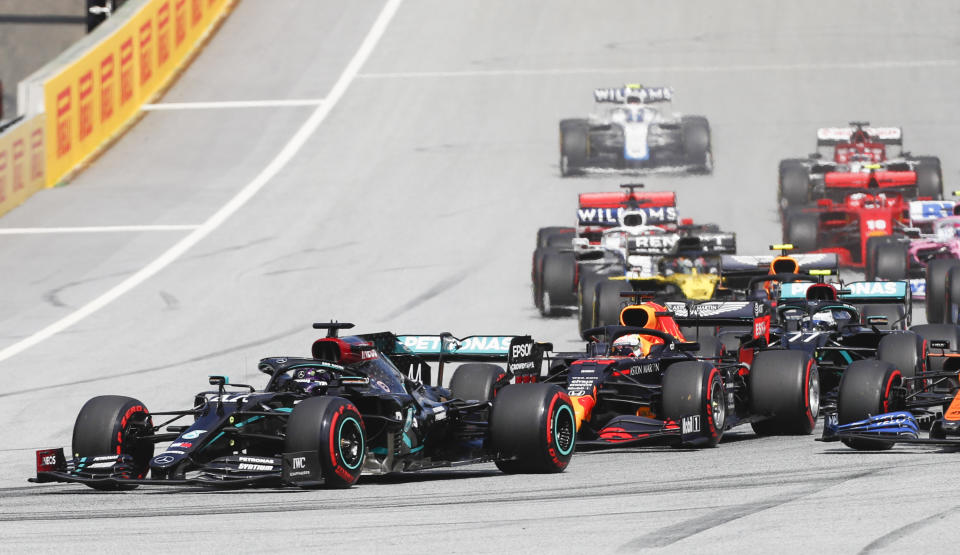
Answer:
672, 269, 960, 420
821, 333, 960, 450
542, 296, 819, 447
532, 184, 680, 315
778, 121, 943, 210
30, 323, 575, 491
559, 85, 712, 176
861, 197, 960, 324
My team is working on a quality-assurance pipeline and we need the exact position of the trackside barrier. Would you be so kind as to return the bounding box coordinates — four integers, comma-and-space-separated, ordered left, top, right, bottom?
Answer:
0, 115, 46, 217
0, 0, 234, 217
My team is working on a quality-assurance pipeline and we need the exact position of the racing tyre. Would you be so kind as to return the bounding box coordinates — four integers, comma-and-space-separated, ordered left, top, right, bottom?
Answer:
491, 383, 575, 473
874, 242, 908, 281
285, 396, 365, 488
450, 363, 506, 402
559, 120, 589, 176
910, 323, 960, 373
594, 279, 630, 327
837, 360, 902, 450
947, 266, 960, 324
693, 335, 723, 359
681, 116, 712, 174
876, 331, 923, 378
536, 227, 574, 250
785, 213, 818, 252
540, 251, 577, 316
750, 350, 819, 435
865, 235, 897, 281
861, 303, 907, 330
72, 395, 154, 490
925, 259, 960, 323
779, 162, 811, 209
662, 361, 725, 447
915, 156, 943, 199
577, 268, 604, 332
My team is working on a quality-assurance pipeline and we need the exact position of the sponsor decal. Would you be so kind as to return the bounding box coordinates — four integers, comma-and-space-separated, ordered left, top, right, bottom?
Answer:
844, 281, 905, 298
400, 335, 516, 354
11, 139, 23, 191
629, 363, 658, 375
169, 442, 192, 448
632, 235, 678, 251
593, 86, 673, 103
577, 206, 678, 226
99, 54, 114, 123
291, 456, 306, 470
360, 348, 378, 360
157, 2, 171, 67
153, 455, 176, 464
55, 86, 71, 157
238, 463, 273, 471
139, 20, 153, 86
681, 415, 701, 434
119, 37, 134, 106
181, 429, 206, 440
753, 315, 770, 342
239, 456, 275, 465
78, 71, 94, 141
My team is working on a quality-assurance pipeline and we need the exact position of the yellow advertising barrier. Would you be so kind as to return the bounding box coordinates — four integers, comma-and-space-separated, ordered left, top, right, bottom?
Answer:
44, 0, 233, 187
0, 114, 46, 218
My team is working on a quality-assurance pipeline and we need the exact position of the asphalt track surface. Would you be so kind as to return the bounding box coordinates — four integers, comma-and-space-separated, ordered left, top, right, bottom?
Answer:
1, 0, 959, 552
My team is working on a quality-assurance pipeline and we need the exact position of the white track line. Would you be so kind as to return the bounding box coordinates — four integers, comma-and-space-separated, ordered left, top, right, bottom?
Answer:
358, 59, 958, 79
0, 0, 405, 363
0, 225, 199, 235
142, 99, 324, 110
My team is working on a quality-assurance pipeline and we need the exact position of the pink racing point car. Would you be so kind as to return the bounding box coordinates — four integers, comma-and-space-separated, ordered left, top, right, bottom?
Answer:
866, 199, 960, 323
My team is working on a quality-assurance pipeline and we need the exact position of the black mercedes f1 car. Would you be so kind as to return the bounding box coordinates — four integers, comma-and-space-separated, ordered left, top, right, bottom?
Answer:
31, 322, 575, 490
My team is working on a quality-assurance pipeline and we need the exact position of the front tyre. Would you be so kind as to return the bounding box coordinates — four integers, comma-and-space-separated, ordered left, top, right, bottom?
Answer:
662, 361, 725, 447
72, 395, 154, 490
491, 384, 575, 473
285, 396, 365, 488
837, 360, 901, 451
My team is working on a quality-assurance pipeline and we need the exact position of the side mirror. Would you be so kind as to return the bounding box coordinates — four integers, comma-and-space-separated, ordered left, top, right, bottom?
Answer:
209, 375, 228, 386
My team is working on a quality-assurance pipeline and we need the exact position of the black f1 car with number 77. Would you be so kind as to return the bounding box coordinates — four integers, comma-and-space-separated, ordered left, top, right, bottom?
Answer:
31, 322, 576, 490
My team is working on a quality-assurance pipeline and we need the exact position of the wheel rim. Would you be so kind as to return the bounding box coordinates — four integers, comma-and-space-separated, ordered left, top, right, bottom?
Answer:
808, 367, 821, 419
710, 380, 725, 430
553, 404, 575, 456
338, 416, 364, 471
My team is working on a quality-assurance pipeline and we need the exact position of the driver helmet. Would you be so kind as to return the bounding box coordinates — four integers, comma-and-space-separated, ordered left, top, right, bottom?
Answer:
611, 334, 660, 357
292, 367, 333, 394
809, 308, 853, 330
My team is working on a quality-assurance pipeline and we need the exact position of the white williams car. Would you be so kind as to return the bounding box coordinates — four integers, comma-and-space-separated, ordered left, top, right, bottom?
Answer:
559, 85, 712, 176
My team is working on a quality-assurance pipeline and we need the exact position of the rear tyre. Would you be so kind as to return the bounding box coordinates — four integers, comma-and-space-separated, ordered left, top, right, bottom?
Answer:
874, 243, 908, 281
594, 279, 629, 327
491, 384, 575, 473
786, 213, 818, 252
865, 235, 896, 281
779, 162, 811, 209
285, 396, 365, 488
662, 361, 725, 447
749, 350, 819, 436
876, 332, 923, 378
72, 395, 154, 490
910, 323, 960, 372
947, 266, 960, 324
681, 116, 712, 174
577, 268, 604, 333
837, 360, 901, 451
915, 156, 943, 199
925, 259, 960, 323
449, 363, 506, 402
540, 251, 577, 316
536, 227, 573, 249
693, 335, 723, 359
560, 120, 589, 177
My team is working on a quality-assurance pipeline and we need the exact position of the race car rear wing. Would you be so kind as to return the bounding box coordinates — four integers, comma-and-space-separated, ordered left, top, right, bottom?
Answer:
719, 253, 839, 275
665, 300, 768, 326
816, 126, 902, 146
628, 231, 735, 256
824, 171, 915, 189
593, 85, 673, 104
909, 200, 957, 223
362, 333, 548, 386
778, 280, 910, 305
